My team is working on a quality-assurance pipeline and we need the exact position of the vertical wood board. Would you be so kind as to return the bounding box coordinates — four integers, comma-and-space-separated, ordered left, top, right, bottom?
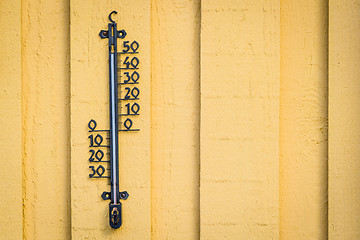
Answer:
70, 0, 150, 239
0, 0, 22, 239
329, 0, 360, 239
21, 0, 71, 239
150, 0, 200, 239
200, 0, 280, 239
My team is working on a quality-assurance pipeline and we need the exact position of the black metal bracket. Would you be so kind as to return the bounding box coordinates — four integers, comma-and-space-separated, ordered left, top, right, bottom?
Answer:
99, 29, 126, 39
102, 191, 129, 200
99, 11, 127, 39
99, 30, 108, 39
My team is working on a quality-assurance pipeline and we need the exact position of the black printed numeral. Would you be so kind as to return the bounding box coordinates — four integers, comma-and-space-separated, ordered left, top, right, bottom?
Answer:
124, 87, 140, 100
89, 165, 106, 178
88, 134, 103, 147
123, 118, 133, 130
125, 103, 140, 115
122, 41, 139, 53
123, 71, 140, 83
123, 57, 139, 69
89, 149, 105, 162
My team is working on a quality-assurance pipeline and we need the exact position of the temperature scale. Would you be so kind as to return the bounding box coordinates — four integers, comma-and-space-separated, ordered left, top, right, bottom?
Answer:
87, 11, 141, 229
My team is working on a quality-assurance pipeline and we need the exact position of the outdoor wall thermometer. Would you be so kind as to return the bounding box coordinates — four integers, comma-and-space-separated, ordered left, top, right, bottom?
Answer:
87, 11, 141, 229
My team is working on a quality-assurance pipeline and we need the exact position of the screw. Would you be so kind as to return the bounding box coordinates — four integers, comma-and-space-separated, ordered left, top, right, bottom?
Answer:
121, 192, 126, 199
103, 31, 108, 36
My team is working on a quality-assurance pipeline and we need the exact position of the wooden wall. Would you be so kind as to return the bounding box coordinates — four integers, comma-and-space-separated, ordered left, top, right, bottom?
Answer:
1, 0, 359, 239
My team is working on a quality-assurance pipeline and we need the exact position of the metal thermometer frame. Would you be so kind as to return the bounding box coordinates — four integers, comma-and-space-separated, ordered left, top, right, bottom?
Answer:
99, 11, 129, 229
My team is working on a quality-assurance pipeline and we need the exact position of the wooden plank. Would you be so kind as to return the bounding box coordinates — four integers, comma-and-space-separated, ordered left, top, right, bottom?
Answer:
150, 0, 200, 239
0, 0, 22, 239
21, 0, 71, 238
200, 0, 280, 238
70, 0, 150, 238
280, 0, 328, 239
329, 0, 360, 239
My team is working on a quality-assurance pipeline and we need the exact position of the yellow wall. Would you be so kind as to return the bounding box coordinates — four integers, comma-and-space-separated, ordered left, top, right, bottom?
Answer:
151, 0, 200, 239
1, 0, 360, 239
329, 0, 360, 239
0, 1, 22, 239
21, 0, 71, 239
200, 0, 279, 239
70, 1, 151, 239
280, 0, 328, 239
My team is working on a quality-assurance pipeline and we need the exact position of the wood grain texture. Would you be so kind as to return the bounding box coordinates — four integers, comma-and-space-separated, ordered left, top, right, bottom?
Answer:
200, 0, 280, 239
329, 0, 360, 239
21, 0, 71, 239
0, 0, 22, 239
150, 0, 200, 239
70, 0, 150, 238
3, 1, 358, 239
280, 0, 328, 239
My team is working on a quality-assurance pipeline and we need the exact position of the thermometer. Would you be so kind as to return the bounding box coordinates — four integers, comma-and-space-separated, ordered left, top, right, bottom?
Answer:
87, 11, 141, 229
